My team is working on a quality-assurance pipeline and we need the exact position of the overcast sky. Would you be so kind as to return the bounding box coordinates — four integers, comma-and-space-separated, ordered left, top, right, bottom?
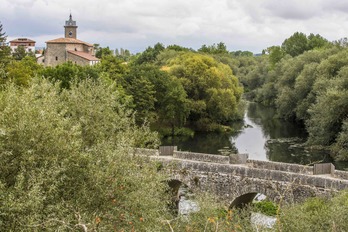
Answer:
2, 0, 348, 54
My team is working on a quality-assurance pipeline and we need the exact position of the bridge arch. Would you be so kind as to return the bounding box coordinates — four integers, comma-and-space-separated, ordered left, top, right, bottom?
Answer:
166, 179, 195, 214
229, 182, 280, 209
230, 192, 258, 208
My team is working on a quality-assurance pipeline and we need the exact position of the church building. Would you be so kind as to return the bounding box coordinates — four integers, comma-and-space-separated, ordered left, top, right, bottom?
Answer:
43, 14, 99, 66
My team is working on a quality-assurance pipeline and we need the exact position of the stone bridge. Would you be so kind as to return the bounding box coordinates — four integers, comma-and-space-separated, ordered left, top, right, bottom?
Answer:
135, 148, 348, 208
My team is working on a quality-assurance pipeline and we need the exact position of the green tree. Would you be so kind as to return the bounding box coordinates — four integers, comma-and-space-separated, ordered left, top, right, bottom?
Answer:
169, 52, 243, 129
41, 61, 101, 90
95, 46, 113, 58
166, 44, 191, 52
121, 65, 157, 122
267, 46, 285, 68
99, 55, 129, 81
0, 22, 11, 63
198, 42, 229, 54
0, 22, 6, 44
0, 78, 169, 231
307, 33, 330, 50
135, 43, 165, 65
230, 50, 253, 57
307, 70, 348, 146
2, 56, 42, 87
282, 32, 309, 57
158, 77, 190, 134
12, 46, 28, 60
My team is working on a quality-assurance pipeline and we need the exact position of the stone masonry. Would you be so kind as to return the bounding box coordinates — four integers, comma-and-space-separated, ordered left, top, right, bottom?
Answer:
135, 148, 348, 208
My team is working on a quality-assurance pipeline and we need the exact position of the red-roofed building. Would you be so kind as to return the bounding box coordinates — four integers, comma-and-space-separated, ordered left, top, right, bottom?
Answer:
43, 14, 100, 66
10, 38, 36, 53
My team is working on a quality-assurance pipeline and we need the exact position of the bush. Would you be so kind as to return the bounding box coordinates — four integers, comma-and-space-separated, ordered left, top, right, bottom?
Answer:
278, 192, 348, 232
0, 78, 171, 231
253, 201, 278, 216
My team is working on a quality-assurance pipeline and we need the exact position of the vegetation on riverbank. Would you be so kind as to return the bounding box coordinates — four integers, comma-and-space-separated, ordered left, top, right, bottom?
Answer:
236, 33, 348, 162
2, 21, 348, 230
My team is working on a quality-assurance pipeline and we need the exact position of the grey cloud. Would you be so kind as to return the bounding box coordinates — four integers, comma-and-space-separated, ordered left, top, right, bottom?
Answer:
2, 0, 348, 54
261, 0, 324, 20
325, 2, 348, 13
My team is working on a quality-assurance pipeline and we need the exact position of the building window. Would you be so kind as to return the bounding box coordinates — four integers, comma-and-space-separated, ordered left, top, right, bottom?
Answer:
56, 56, 58, 61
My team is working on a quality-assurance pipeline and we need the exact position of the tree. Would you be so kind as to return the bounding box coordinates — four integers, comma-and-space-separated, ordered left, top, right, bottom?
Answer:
281, 32, 330, 57
121, 65, 158, 122
158, 77, 190, 134
12, 46, 28, 60
166, 44, 191, 52
168, 52, 243, 128
0, 22, 6, 44
0, 21, 11, 63
307, 33, 330, 50
198, 42, 229, 54
0, 78, 169, 231
115, 48, 132, 61
282, 32, 309, 57
134, 43, 165, 65
95, 46, 113, 58
230, 50, 253, 57
307, 67, 348, 146
2, 56, 42, 87
267, 46, 285, 68
99, 55, 129, 81
41, 61, 100, 89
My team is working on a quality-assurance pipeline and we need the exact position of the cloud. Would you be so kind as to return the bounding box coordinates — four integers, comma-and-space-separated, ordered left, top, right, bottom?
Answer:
2, 0, 348, 53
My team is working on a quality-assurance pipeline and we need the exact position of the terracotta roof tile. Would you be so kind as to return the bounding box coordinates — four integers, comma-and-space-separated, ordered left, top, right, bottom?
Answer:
67, 50, 100, 61
46, 38, 93, 47
10, 38, 36, 43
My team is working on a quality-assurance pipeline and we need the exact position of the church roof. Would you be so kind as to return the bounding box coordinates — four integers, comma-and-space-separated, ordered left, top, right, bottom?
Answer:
67, 50, 100, 61
46, 38, 93, 47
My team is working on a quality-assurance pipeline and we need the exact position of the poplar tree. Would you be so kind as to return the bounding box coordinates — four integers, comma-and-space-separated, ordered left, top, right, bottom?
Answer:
0, 21, 11, 62
0, 21, 6, 44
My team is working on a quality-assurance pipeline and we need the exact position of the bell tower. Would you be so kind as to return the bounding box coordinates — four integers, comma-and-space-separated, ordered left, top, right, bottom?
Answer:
64, 14, 78, 39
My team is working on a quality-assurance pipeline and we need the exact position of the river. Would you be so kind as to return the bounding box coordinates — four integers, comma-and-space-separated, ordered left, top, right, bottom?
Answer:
164, 101, 348, 227
162, 102, 348, 170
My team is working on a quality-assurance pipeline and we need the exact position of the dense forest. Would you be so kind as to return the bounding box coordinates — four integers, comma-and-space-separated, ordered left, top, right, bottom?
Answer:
238, 32, 348, 162
2, 31, 348, 162
2, 20, 348, 231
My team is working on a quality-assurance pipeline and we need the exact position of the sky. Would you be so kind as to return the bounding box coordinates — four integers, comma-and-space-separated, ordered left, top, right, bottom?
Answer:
2, 0, 348, 54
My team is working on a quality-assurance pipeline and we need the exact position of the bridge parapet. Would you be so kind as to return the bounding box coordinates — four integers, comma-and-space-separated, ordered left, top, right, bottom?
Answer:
173, 151, 248, 164
173, 151, 230, 164
247, 159, 313, 175
157, 156, 348, 191
136, 148, 348, 204
334, 170, 348, 180
133, 148, 158, 156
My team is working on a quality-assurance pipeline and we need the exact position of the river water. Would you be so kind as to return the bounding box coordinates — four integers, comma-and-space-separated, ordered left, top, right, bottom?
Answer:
162, 102, 348, 170
164, 102, 348, 226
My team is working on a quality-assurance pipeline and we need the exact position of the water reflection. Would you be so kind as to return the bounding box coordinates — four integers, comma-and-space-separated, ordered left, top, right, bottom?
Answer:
162, 132, 237, 155
161, 102, 348, 169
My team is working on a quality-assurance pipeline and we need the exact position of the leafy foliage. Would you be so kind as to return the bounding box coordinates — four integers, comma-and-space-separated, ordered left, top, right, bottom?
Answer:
239, 32, 348, 161
0, 78, 171, 231
167, 52, 243, 128
278, 192, 348, 232
1, 56, 42, 87
0, 22, 11, 64
253, 201, 278, 216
